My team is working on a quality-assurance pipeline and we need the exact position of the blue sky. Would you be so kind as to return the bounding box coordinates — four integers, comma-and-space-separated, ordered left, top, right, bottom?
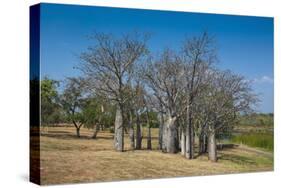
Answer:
40, 3, 274, 113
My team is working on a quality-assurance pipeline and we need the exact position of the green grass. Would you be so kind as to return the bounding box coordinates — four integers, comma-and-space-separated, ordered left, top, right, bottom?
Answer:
231, 133, 273, 151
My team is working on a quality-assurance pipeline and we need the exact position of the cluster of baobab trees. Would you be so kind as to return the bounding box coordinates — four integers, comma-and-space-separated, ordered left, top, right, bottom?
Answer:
55, 31, 257, 162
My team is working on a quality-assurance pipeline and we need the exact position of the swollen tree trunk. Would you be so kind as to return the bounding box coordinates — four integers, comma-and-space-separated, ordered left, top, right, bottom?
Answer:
114, 106, 124, 152
92, 124, 100, 139
135, 112, 142, 150
165, 115, 178, 153
208, 130, 217, 162
128, 111, 135, 150
162, 115, 168, 152
181, 127, 186, 156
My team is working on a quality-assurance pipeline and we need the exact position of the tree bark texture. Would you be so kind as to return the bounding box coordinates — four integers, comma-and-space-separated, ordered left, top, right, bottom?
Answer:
158, 113, 164, 150
114, 106, 124, 152
199, 133, 208, 154
146, 110, 152, 150
135, 113, 142, 150
128, 111, 135, 150
186, 110, 194, 159
92, 124, 100, 139
76, 127, 80, 138
181, 128, 186, 156
208, 131, 217, 162
165, 115, 178, 153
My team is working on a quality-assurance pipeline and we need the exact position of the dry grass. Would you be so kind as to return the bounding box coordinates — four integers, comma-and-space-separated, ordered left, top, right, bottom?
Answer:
38, 127, 273, 185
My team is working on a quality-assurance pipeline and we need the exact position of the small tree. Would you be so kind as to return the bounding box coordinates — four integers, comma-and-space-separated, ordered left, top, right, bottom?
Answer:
60, 77, 87, 137
41, 77, 63, 127
82, 97, 103, 139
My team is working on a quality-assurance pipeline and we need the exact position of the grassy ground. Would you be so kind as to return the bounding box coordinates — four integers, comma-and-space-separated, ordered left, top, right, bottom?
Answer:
38, 127, 273, 185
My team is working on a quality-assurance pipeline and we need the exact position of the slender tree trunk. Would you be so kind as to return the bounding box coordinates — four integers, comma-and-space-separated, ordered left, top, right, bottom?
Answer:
185, 124, 190, 158
208, 130, 217, 162
147, 126, 152, 150
198, 132, 204, 154
92, 124, 100, 139
198, 133, 208, 154
181, 127, 186, 156
158, 113, 164, 150
128, 110, 135, 150
186, 107, 194, 159
135, 112, 142, 150
146, 110, 152, 150
204, 134, 208, 153
76, 127, 80, 138
73, 121, 81, 138
178, 126, 181, 150
114, 105, 124, 152
165, 115, 178, 153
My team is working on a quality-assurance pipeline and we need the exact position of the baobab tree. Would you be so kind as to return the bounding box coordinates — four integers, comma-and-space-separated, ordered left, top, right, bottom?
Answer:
197, 70, 257, 162
142, 49, 186, 153
181, 32, 217, 159
80, 32, 149, 151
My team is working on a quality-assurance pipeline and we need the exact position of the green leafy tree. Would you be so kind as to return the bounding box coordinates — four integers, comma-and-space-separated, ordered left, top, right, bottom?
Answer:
41, 77, 62, 126
60, 77, 87, 137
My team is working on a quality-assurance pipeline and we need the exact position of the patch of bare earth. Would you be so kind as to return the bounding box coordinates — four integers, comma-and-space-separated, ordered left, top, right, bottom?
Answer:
39, 127, 273, 185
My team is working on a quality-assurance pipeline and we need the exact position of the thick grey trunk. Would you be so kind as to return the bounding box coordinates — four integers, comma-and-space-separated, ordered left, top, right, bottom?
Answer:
162, 116, 168, 152
181, 128, 186, 156
114, 106, 124, 152
135, 113, 142, 150
208, 131, 217, 162
165, 116, 178, 153
92, 124, 100, 139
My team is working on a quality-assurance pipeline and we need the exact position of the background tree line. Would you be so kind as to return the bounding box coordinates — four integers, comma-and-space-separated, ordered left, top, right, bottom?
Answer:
41, 31, 258, 162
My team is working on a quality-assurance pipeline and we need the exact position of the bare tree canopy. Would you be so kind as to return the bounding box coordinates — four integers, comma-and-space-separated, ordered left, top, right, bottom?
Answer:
79, 32, 149, 151
70, 31, 259, 161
